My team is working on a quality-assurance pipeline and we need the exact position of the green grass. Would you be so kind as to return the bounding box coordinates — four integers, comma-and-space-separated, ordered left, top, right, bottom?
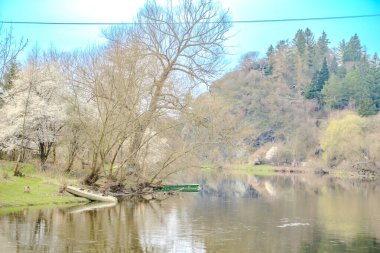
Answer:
0, 160, 89, 208
0, 202, 87, 216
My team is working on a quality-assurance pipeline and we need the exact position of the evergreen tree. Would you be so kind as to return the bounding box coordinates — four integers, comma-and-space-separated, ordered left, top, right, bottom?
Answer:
293, 29, 306, 55
319, 57, 329, 84
276, 40, 288, 51
304, 28, 315, 49
0, 61, 18, 107
305, 58, 329, 102
304, 28, 315, 68
265, 45, 274, 75
316, 31, 329, 55
1, 61, 18, 90
358, 95, 377, 116
338, 40, 346, 62
365, 64, 380, 111
322, 74, 349, 109
266, 44, 274, 58
306, 70, 320, 99
343, 34, 362, 62
357, 53, 370, 74
315, 31, 330, 66
372, 52, 379, 67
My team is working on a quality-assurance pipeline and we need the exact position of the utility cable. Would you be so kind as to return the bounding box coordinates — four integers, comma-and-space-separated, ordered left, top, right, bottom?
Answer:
1, 14, 379, 26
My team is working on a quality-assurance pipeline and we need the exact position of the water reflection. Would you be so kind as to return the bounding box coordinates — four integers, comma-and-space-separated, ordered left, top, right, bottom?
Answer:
1, 174, 380, 252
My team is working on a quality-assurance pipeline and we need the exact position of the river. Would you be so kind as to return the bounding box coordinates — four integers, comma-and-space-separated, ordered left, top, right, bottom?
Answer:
1, 173, 380, 252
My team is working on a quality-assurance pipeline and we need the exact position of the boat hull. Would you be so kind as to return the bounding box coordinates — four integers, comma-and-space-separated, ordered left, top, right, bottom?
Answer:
66, 186, 118, 203
157, 184, 200, 192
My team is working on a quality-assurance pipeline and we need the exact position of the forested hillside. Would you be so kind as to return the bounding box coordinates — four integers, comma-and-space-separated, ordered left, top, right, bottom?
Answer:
189, 29, 380, 172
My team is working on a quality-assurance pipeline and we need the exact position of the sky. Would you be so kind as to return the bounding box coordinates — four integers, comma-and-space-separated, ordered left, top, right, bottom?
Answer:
0, 0, 380, 70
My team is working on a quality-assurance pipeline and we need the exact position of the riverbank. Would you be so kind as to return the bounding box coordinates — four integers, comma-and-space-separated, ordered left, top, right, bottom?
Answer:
0, 161, 88, 208
1, 159, 376, 209
202, 163, 377, 179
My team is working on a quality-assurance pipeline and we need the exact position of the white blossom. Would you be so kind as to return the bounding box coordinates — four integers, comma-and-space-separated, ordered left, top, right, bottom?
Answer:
0, 60, 67, 153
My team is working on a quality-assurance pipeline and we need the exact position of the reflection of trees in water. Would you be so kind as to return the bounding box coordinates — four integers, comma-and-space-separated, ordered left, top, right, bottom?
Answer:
0, 204, 143, 252
1, 176, 380, 252
198, 171, 380, 201
0, 209, 59, 252
0, 198, 205, 252
195, 189, 318, 252
196, 173, 380, 252
132, 198, 206, 252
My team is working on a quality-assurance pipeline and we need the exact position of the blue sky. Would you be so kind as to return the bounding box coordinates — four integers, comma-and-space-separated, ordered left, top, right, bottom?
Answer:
0, 0, 379, 69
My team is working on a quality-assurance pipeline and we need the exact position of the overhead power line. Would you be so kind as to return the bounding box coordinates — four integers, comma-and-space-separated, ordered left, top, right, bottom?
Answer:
1, 14, 380, 26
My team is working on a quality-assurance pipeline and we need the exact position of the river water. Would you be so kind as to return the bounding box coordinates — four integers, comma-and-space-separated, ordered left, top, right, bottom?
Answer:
1, 173, 380, 252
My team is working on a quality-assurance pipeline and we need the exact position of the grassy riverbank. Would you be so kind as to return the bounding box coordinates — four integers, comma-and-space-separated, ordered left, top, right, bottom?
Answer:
0, 160, 88, 208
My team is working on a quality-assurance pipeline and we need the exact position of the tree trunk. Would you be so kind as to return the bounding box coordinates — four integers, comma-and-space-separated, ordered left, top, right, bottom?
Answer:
13, 153, 23, 176
65, 156, 75, 173
38, 142, 53, 171
52, 145, 56, 164
14, 81, 33, 176
39, 148, 48, 171
127, 130, 144, 173
65, 140, 79, 173
125, 70, 171, 180
83, 152, 100, 185
83, 167, 100, 185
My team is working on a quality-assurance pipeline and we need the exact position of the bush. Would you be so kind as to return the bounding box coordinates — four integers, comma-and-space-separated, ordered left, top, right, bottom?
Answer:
320, 114, 368, 166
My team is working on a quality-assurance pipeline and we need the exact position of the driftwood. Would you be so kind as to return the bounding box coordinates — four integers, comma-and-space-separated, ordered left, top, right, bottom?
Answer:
92, 178, 197, 201
107, 186, 183, 202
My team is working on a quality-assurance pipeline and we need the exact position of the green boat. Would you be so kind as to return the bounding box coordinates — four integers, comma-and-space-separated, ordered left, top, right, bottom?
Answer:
157, 184, 200, 192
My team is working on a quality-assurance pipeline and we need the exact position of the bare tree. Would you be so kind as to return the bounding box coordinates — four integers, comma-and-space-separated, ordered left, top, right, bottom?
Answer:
63, 47, 143, 183
0, 25, 27, 84
99, 0, 231, 184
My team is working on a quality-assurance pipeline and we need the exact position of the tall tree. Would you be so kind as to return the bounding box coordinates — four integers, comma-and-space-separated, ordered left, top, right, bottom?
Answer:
265, 44, 274, 75
305, 58, 329, 105
337, 39, 346, 64
316, 31, 329, 55
304, 28, 315, 49
343, 34, 362, 62
319, 57, 330, 85
266, 44, 274, 58
304, 28, 316, 68
74, 0, 231, 185
0, 26, 27, 85
315, 31, 330, 66
357, 95, 377, 116
371, 52, 379, 67
293, 29, 306, 55
364, 63, 380, 113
